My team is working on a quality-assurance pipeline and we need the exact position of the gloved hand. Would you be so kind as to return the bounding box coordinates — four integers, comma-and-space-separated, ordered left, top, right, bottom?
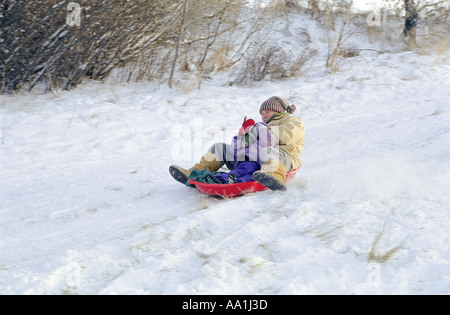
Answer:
237, 117, 257, 148
238, 116, 256, 136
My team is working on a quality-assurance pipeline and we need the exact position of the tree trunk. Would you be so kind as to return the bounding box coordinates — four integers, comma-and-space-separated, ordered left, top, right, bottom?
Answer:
403, 0, 418, 46
169, 0, 188, 89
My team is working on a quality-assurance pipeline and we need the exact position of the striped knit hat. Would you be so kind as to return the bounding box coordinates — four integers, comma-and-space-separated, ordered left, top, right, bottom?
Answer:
259, 96, 296, 115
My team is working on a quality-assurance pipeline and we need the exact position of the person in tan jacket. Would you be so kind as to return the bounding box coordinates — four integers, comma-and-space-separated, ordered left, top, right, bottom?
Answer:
169, 96, 305, 191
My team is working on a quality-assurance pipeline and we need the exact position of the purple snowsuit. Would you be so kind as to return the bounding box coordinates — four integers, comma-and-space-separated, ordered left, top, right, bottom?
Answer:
214, 161, 260, 183
232, 122, 277, 164
214, 122, 278, 183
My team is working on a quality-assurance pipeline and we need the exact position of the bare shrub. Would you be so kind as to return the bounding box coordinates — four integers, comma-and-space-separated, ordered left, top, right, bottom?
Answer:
180, 1, 265, 72
322, 0, 356, 71
163, 0, 274, 89
233, 42, 318, 85
0, 0, 283, 94
0, 0, 179, 93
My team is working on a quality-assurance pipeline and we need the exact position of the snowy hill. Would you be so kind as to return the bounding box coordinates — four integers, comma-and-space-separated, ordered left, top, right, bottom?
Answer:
1, 10, 450, 295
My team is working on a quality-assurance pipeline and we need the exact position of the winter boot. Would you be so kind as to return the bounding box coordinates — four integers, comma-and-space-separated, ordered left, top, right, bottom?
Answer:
169, 152, 221, 185
252, 160, 287, 191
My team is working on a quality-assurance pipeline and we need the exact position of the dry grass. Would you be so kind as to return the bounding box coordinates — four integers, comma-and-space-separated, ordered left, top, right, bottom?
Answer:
367, 224, 404, 263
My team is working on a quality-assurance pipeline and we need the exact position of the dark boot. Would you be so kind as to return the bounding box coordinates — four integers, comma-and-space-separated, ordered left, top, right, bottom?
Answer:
253, 160, 287, 191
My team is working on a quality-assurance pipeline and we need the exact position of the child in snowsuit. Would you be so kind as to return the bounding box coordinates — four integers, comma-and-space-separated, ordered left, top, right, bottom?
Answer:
204, 117, 278, 184
170, 96, 305, 191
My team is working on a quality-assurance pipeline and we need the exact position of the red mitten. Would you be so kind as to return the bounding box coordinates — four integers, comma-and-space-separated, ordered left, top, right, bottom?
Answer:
238, 116, 256, 136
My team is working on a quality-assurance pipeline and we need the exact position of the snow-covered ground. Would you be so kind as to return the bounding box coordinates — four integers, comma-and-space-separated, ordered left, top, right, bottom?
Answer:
1, 11, 450, 295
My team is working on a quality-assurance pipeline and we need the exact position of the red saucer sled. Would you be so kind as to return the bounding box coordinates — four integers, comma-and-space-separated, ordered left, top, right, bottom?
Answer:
188, 169, 298, 198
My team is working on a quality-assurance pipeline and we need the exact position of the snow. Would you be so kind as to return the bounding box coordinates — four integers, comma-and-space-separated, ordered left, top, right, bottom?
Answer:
1, 11, 450, 295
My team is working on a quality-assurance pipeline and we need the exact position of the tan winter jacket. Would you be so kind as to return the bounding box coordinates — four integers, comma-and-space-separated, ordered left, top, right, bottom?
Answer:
267, 113, 305, 170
